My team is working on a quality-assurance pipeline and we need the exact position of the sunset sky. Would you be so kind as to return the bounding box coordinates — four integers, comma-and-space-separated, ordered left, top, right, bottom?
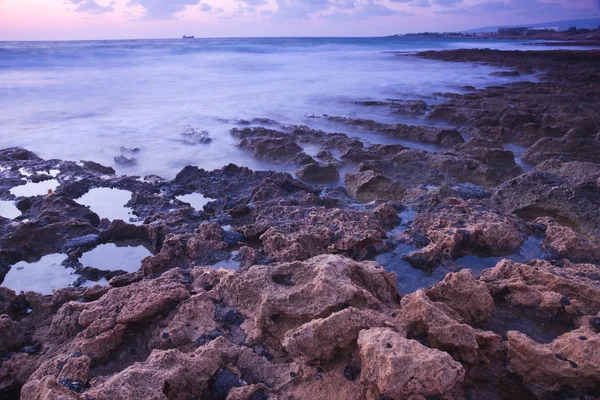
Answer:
1, 0, 599, 40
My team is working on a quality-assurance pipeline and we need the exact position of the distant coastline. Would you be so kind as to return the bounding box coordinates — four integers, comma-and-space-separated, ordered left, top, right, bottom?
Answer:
387, 28, 600, 45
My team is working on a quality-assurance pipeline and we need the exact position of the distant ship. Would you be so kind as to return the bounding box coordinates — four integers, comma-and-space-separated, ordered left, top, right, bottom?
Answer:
182, 35, 195, 39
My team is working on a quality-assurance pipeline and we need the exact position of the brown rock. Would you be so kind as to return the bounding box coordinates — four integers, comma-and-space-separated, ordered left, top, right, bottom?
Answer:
535, 216, 600, 263
282, 307, 389, 360
398, 290, 482, 364
480, 259, 600, 316
507, 326, 600, 393
0, 314, 25, 355
345, 170, 405, 203
217, 255, 400, 342
358, 328, 465, 399
522, 138, 600, 164
295, 163, 340, 183
426, 270, 494, 324
403, 198, 529, 268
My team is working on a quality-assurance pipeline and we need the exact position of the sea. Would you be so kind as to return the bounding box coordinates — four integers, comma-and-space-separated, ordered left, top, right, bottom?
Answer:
0, 37, 585, 178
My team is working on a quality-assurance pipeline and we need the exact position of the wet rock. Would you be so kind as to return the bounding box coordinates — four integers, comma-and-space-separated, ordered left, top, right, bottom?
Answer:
398, 290, 484, 364
295, 163, 340, 183
426, 270, 494, 324
355, 99, 429, 116
490, 70, 521, 77
181, 126, 211, 145
119, 147, 141, 154
345, 170, 405, 203
0, 314, 26, 355
80, 337, 294, 399
79, 161, 115, 175
148, 292, 218, 351
282, 307, 389, 360
114, 155, 136, 165
493, 171, 600, 240
141, 222, 228, 275
244, 198, 393, 262
358, 328, 465, 399
210, 368, 246, 400
507, 327, 600, 394
238, 136, 315, 165
402, 198, 529, 268
0, 147, 43, 162
522, 138, 600, 165
535, 216, 600, 263
481, 259, 600, 316
216, 254, 400, 342
450, 138, 521, 172
325, 116, 465, 147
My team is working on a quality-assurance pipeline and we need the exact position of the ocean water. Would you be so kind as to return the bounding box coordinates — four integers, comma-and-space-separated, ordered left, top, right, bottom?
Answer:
0, 37, 560, 178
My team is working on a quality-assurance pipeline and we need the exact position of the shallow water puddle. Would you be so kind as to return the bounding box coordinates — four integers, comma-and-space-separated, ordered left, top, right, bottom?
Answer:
476, 302, 573, 344
456, 235, 547, 277
375, 244, 452, 294
79, 242, 152, 273
176, 193, 211, 210
10, 179, 59, 197
388, 209, 417, 237
378, 235, 547, 294
211, 251, 241, 271
0, 200, 21, 219
2, 253, 75, 295
77, 187, 139, 223
504, 143, 534, 173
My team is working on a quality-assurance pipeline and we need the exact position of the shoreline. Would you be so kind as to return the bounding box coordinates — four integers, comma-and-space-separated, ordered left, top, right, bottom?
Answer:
1, 46, 600, 399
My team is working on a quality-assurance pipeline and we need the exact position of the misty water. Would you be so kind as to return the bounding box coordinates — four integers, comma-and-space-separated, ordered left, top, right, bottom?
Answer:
0, 37, 560, 179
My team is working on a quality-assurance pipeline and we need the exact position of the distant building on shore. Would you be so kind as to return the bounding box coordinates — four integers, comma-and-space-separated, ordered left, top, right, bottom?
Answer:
498, 26, 560, 35
498, 27, 532, 35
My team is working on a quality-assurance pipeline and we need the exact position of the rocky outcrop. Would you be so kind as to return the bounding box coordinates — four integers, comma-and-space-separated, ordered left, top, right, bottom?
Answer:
358, 328, 465, 399
345, 170, 405, 203
426, 269, 494, 324
522, 138, 600, 165
216, 254, 400, 342
295, 163, 340, 183
507, 326, 600, 394
401, 198, 529, 268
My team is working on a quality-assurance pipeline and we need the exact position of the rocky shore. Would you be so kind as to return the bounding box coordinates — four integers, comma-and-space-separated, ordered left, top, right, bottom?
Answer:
1, 48, 600, 399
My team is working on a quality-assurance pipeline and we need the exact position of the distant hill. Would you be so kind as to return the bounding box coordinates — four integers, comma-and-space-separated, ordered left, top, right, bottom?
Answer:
464, 18, 600, 33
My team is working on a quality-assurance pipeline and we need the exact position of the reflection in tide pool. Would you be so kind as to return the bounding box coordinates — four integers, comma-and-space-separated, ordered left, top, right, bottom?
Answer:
456, 235, 547, 277
79, 242, 152, 273
0, 200, 21, 219
2, 253, 75, 295
76, 188, 139, 223
10, 179, 59, 197
375, 244, 451, 294
211, 251, 241, 271
377, 236, 547, 294
177, 193, 211, 210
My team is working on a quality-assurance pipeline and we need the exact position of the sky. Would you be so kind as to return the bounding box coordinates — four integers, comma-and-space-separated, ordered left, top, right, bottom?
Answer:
0, 0, 599, 40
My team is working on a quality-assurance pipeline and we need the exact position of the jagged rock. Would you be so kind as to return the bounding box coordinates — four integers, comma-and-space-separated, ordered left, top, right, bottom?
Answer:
358, 328, 465, 399
216, 255, 400, 342
493, 171, 600, 241
398, 290, 484, 364
522, 138, 600, 164
481, 259, 600, 316
282, 307, 390, 360
426, 270, 494, 324
0, 314, 26, 355
535, 216, 600, 263
402, 198, 529, 268
507, 326, 600, 394
345, 170, 405, 203
295, 163, 340, 183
